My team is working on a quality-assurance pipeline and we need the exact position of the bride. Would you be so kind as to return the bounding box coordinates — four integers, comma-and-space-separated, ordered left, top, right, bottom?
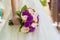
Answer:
0, 0, 60, 40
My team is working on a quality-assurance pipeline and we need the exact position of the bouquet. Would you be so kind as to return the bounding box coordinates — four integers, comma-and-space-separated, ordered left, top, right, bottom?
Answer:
8, 5, 39, 33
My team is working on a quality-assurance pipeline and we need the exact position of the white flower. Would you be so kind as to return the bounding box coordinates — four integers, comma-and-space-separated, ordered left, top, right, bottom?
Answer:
31, 23, 37, 27
21, 27, 29, 33
21, 15, 27, 22
33, 16, 37, 23
28, 8, 35, 15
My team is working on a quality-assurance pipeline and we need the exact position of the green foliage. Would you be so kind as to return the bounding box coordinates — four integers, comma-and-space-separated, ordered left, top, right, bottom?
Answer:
21, 5, 28, 12
16, 11, 21, 17
8, 20, 14, 26
18, 5, 28, 32
40, 0, 47, 6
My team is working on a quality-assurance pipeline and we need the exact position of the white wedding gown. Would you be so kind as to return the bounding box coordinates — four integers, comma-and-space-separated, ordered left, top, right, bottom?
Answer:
0, 0, 60, 40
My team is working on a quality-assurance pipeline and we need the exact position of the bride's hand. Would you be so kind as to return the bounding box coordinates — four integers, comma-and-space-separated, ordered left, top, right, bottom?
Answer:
12, 15, 20, 25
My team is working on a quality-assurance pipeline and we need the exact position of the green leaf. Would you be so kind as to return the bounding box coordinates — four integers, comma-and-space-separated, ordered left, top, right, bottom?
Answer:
18, 20, 24, 32
16, 11, 21, 17
21, 5, 28, 12
8, 20, 14, 26
40, 0, 47, 6
18, 25, 22, 32
16, 5, 28, 19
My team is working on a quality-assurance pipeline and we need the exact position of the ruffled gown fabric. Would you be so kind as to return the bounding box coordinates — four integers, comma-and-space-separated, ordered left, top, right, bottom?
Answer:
0, 0, 60, 40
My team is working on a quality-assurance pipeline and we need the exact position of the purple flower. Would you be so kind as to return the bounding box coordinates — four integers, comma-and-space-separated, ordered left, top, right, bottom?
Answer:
24, 15, 33, 27
24, 21, 33, 27
29, 26, 35, 32
37, 15, 39, 23
24, 22, 30, 27
26, 15, 33, 22
22, 10, 30, 16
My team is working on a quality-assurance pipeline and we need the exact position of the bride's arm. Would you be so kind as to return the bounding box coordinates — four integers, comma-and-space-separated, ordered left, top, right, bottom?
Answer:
11, 0, 18, 16
11, 0, 20, 25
